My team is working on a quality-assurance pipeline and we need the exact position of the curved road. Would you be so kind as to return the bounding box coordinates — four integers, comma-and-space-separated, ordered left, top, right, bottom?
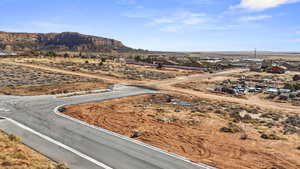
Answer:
0, 85, 215, 169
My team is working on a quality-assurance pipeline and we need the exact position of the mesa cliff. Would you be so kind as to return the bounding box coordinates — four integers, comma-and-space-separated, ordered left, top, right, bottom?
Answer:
0, 31, 130, 52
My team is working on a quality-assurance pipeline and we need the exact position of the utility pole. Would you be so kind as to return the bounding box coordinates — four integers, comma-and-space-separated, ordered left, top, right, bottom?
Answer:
254, 48, 257, 58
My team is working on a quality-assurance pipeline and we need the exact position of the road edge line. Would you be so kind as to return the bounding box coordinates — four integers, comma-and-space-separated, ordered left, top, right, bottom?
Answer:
0, 116, 114, 169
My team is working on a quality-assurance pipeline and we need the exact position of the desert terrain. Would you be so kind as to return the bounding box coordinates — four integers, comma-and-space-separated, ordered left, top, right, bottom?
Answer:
0, 55, 299, 169
62, 93, 300, 169
6, 57, 198, 82
0, 61, 107, 96
0, 130, 68, 169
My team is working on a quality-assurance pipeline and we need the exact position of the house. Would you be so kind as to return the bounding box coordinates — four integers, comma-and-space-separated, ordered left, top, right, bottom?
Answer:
266, 88, 279, 95
0, 52, 7, 56
279, 89, 291, 94
266, 65, 287, 74
250, 65, 263, 72
0, 52, 17, 56
293, 75, 300, 81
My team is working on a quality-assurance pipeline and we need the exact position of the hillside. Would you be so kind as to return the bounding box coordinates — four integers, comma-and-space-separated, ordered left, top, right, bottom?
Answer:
0, 31, 130, 52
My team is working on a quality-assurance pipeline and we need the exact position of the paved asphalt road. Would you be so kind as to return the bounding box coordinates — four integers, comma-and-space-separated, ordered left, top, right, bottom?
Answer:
0, 85, 215, 169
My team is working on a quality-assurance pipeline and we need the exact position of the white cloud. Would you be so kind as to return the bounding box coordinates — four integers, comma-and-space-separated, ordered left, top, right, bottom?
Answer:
26, 22, 74, 33
123, 9, 156, 18
296, 31, 300, 34
153, 18, 174, 24
183, 16, 206, 25
239, 15, 272, 22
0, 21, 76, 34
195, 25, 241, 30
232, 0, 300, 11
151, 11, 207, 31
125, 10, 208, 32
153, 11, 207, 25
292, 38, 300, 42
160, 25, 182, 32
117, 0, 136, 5
136, 5, 144, 9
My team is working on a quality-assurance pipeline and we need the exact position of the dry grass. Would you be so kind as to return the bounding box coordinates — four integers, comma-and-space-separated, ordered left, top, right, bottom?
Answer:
0, 130, 68, 169
7, 57, 197, 79
0, 60, 107, 96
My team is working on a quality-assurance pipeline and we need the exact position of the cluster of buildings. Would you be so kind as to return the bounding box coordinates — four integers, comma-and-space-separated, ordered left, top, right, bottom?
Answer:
0, 51, 17, 56
134, 53, 300, 73
215, 75, 300, 102
215, 77, 276, 95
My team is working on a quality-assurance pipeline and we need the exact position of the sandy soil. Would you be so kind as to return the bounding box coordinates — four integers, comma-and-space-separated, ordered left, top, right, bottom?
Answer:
5, 57, 198, 83
3, 58, 299, 113
174, 75, 237, 92
0, 81, 108, 96
63, 94, 300, 169
3, 61, 122, 84
0, 61, 108, 96
0, 130, 67, 169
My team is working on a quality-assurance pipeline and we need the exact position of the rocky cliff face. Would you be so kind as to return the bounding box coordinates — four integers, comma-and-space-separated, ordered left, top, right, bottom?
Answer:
0, 31, 130, 52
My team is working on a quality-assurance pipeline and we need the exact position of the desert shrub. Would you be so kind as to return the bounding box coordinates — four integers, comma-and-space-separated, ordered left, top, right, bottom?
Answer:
55, 162, 69, 169
101, 58, 107, 63
8, 134, 21, 143
220, 122, 243, 133
2, 161, 13, 166
130, 130, 141, 138
13, 151, 28, 160
154, 114, 178, 123
134, 55, 142, 62
260, 133, 281, 140
240, 133, 248, 140
45, 51, 57, 57
284, 83, 300, 92
64, 53, 69, 58
229, 111, 242, 122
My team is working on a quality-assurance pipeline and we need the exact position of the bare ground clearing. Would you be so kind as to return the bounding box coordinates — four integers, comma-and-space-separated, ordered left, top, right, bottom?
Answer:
63, 94, 300, 169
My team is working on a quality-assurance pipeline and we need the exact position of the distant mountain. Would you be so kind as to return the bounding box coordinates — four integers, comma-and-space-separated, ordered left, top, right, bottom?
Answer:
0, 31, 131, 52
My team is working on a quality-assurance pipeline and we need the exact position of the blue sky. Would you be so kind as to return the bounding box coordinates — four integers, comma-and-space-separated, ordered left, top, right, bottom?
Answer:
0, 0, 299, 51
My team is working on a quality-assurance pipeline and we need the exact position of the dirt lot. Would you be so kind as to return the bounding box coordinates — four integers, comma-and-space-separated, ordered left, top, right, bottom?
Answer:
174, 75, 236, 93
0, 62, 107, 96
0, 130, 68, 169
7, 57, 199, 81
175, 72, 297, 93
174, 71, 300, 109
63, 94, 300, 169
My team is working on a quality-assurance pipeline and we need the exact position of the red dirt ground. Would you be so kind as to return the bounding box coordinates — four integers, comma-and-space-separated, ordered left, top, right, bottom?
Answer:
63, 94, 300, 169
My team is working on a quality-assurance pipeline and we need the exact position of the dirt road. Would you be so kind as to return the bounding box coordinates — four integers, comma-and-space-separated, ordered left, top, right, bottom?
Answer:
148, 69, 245, 87
3, 60, 299, 114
